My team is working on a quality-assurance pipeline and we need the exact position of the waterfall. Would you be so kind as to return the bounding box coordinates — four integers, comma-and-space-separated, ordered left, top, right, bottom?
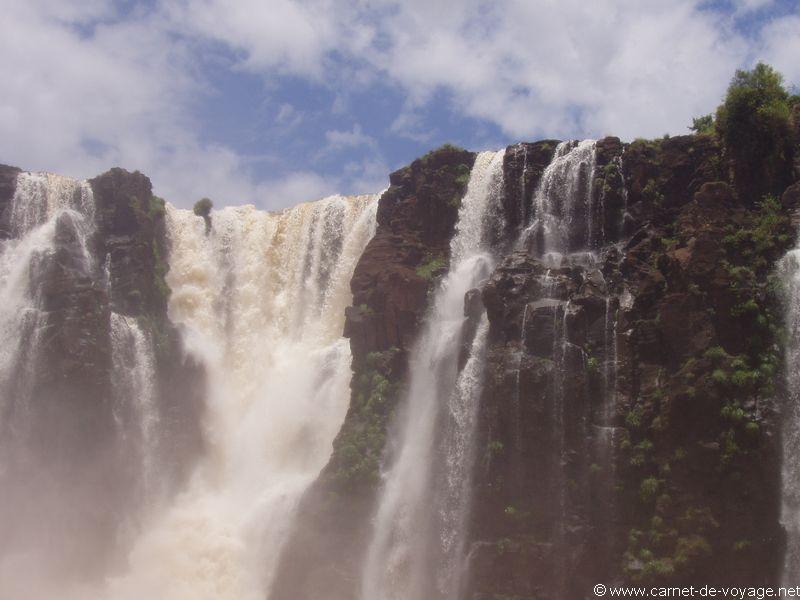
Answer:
521, 139, 597, 257
0, 174, 96, 415
0, 172, 107, 597
101, 194, 378, 600
0, 171, 97, 441
110, 313, 159, 496
780, 246, 800, 584
514, 140, 602, 597
361, 150, 505, 600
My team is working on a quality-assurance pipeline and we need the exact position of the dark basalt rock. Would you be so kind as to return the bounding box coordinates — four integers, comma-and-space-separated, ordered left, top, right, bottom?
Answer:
467, 159, 793, 598
502, 140, 560, 237
90, 167, 205, 486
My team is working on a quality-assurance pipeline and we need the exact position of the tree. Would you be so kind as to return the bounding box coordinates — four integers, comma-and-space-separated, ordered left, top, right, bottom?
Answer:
193, 197, 213, 218
715, 63, 795, 200
689, 114, 714, 135
193, 197, 213, 233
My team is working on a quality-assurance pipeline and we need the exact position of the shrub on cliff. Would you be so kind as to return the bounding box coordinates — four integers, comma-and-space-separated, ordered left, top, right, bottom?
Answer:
193, 197, 213, 233
193, 197, 213, 217
715, 62, 795, 200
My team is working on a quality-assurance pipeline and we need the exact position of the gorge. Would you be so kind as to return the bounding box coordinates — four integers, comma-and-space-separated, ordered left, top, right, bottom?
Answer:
1, 105, 800, 599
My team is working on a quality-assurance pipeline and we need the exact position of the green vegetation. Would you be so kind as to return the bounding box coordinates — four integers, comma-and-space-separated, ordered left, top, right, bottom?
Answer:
416, 255, 446, 280
149, 195, 166, 218
454, 163, 471, 187
586, 356, 600, 374
715, 63, 796, 197
640, 477, 661, 503
193, 197, 213, 217
689, 114, 715, 135
328, 347, 401, 490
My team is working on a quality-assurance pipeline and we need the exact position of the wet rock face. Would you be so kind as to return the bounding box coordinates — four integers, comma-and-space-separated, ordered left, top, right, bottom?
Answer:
471, 249, 619, 600
0, 167, 205, 581
468, 149, 795, 598
91, 167, 169, 318
502, 141, 560, 237
346, 145, 476, 359
272, 145, 476, 600
91, 168, 205, 487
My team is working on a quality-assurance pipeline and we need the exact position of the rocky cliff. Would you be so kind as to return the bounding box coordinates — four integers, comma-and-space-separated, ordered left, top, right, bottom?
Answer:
270, 131, 798, 598
1, 124, 797, 599
0, 166, 204, 581
271, 145, 476, 600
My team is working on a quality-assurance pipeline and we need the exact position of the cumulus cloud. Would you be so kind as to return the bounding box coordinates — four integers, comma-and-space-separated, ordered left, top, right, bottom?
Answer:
323, 124, 377, 152
0, 0, 798, 209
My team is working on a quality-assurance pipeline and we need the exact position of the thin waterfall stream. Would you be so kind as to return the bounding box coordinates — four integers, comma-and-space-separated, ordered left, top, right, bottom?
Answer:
361, 150, 506, 600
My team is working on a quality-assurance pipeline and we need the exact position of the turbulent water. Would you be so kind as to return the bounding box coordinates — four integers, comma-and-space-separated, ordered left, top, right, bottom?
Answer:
361, 150, 505, 600
0, 172, 110, 597
0, 173, 95, 409
780, 245, 800, 585
101, 195, 378, 600
0, 142, 619, 600
0, 170, 378, 599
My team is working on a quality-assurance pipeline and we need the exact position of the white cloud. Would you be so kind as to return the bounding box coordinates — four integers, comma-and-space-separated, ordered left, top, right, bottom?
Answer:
756, 15, 800, 86
1, 0, 798, 210
169, 0, 793, 141
0, 0, 341, 209
324, 124, 376, 151
732, 0, 775, 15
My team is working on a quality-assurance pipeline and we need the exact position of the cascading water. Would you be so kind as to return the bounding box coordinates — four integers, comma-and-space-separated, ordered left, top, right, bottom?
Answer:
361, 150, 505, 600
110, 313, 159, 495
101, 194, 378, 600
780, 245, 800, 584
0, 172, 109, 597
515, 140, 605, 596
521, 139, 597, 258
0, 173, 96, 411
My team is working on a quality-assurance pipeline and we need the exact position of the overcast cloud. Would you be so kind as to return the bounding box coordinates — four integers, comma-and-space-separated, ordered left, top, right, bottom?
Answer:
0, 0, 797, 208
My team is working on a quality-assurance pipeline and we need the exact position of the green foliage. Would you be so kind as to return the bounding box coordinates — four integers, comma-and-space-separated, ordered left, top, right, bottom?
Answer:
690, 114, 715, 135
640, 477, 661, 503
416, 255, 445, 280
731, 298, 759, 317
149, 195, 166, 218
641, 179, 664, 208
745, 421, 760, 436
454, 163, 471, 187
674, 535, 712, 567
625, 405, 645, 429
586, 356, 600, 373
715, 63, 795, 195
721, 403, 746, 423
193, 197, 213, 217
711, 369, 729, 385
329, 349, 401, 489
643, 558, 675, 577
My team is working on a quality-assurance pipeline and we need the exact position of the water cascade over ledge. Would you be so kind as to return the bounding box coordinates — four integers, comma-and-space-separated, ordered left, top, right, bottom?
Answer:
103, 195, 378, 599
361, 150, 506, 600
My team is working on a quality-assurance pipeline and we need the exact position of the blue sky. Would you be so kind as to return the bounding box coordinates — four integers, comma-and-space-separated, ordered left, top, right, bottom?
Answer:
1, 0, 798, 209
